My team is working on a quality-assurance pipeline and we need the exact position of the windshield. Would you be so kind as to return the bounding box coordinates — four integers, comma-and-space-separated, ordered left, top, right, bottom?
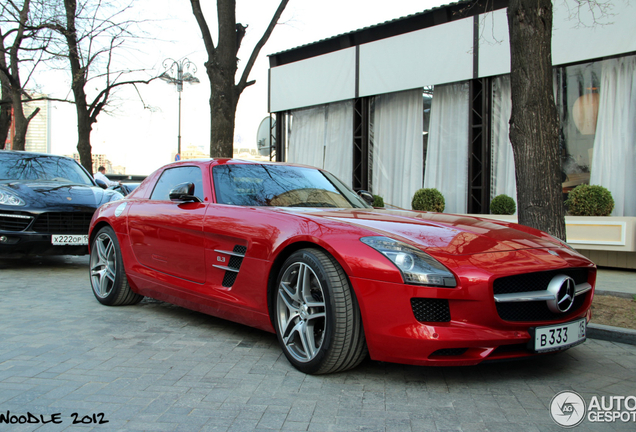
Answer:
213, 164, 371, 209
0, 154, 94, 186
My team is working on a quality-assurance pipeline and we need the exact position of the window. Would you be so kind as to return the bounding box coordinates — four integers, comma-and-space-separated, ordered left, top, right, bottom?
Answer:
150, 166, 204, 201
557, 61, 602, 196
213, 164, 370, 208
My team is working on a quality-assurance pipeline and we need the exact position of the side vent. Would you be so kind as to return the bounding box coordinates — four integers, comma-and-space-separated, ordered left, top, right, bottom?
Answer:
213, 245, 247, 288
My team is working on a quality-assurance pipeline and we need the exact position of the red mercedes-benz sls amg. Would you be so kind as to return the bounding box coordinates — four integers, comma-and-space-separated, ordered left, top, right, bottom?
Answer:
88, 159, 595, 374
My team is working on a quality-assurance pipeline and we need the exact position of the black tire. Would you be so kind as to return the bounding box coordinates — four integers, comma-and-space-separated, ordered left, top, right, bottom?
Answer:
89, 226, 143, 306
273, 248, 367, 374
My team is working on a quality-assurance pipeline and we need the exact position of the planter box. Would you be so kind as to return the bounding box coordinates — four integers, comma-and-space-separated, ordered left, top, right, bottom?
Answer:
468, 215, 636, 269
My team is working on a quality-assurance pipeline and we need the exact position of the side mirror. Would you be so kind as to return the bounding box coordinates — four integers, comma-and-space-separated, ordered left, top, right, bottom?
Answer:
95, 178, 108, 189
356, 190, 374, 206
169, 182, 202, 203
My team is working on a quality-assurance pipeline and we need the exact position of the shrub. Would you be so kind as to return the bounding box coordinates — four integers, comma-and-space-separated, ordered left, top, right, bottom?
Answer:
372, 195, 384, 208
412, 188, 445, 212
490, 194, 516, 215
565, 184, 614, 216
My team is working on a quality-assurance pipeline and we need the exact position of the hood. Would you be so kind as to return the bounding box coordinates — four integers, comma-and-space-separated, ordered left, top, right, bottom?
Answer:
280, 207, 559, 256
0, 180, 122, 210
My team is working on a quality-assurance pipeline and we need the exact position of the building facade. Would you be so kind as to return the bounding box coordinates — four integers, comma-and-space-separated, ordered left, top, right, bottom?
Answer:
4, 96, 51, 153
267, 0, 636, 219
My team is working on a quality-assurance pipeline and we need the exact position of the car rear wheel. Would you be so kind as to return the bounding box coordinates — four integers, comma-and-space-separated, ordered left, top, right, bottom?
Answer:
274, 248, 367, 374
90, 226, 143, 306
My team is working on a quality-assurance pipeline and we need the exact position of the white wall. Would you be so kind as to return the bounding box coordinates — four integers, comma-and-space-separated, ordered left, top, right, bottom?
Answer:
478, 1, 636, 78
269, 1, 636, 110
269, 48, 356, 112
358, 18, 474, 97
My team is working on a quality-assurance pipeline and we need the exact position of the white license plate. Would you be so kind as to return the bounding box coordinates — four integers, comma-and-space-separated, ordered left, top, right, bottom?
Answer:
52, 234, 89, 246
534, 318, 586, 352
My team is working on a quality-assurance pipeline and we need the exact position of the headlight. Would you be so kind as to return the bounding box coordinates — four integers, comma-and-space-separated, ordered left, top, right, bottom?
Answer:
361, 236, 457, 287
0, 189, 26, 206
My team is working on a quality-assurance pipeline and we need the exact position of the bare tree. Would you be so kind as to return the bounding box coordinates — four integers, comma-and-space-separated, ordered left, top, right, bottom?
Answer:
44, 0, 155, 174
0, 0, 50, 151
0, 30, 12, 149
507, 0, 567, 240
190, 0, 289, 158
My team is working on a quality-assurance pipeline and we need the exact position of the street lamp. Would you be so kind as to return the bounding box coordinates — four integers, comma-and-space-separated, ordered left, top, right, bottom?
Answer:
159, 58, 200, 158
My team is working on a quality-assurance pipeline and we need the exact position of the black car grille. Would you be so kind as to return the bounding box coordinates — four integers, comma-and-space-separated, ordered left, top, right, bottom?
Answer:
430, 348, 468, 357
411, 298, 451, 322
493, 268, 591, 322
31, 212, 94, 234
0, 213, 34, 231
493, 268, 589, 295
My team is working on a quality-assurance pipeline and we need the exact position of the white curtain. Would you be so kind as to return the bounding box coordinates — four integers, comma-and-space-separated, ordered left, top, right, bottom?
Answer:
491, 75, 517, 210
372, 89, 423, 209
288, 101, 353, 187
424, 82, 470, 213
324, 100, 353, 186
288, 105, 325, 168
590, 56, 636, 216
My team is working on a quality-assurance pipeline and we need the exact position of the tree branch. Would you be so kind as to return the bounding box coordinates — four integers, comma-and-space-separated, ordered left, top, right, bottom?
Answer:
87, 76, 158, 122
190, 0, 216, 55
237, 0, 288, 93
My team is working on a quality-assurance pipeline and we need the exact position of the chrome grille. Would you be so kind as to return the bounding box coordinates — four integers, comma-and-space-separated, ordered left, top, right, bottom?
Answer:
0, 213, 34, 232
493, 268, 591, 322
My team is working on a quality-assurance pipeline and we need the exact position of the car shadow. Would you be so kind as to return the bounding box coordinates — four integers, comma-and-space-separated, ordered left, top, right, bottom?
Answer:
0, 255, 89, 270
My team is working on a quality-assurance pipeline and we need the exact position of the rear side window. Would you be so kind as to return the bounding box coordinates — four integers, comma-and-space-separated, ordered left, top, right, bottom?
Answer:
150, 166, 204, 201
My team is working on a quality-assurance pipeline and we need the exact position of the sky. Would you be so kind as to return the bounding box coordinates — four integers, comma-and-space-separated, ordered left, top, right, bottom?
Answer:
42, 0, 448, 175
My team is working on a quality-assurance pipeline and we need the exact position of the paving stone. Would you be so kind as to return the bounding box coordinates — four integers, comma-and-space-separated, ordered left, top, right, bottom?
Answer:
1, 256, 636, 431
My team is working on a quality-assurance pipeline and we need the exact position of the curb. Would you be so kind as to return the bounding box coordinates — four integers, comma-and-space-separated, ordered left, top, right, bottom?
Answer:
595, 289, 635, 299
587, 323, 636, 346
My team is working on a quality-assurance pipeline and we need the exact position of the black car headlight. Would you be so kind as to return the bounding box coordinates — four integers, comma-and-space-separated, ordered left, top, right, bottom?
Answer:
0, 188, 25, 206
361, 236, 457, 287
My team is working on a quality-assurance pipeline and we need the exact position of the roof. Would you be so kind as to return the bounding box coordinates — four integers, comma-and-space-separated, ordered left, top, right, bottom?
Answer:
268, 0, 508, 67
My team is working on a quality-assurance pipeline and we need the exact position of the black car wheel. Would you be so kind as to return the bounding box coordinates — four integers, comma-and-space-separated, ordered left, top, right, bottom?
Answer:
274, 248, 367, 374
89, 226, 143, 306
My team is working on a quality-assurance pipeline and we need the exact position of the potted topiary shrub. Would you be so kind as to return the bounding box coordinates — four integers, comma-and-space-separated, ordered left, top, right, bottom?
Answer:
565, 184, 615, 216
372, 195, 384, 208
412, 188, 445, 212
490, 194, 516, 215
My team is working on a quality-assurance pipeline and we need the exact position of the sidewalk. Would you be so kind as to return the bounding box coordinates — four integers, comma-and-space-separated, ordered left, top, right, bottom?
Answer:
588, 267, 636, 346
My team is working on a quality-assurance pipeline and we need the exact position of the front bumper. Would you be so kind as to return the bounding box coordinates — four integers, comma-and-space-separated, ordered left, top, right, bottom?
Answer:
349, 270, 595, 366
0, 231, 89, 257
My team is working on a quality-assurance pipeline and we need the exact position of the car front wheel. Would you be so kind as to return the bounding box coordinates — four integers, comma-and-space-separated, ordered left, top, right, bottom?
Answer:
274, 248, 367, 374
89, 226, 143, 306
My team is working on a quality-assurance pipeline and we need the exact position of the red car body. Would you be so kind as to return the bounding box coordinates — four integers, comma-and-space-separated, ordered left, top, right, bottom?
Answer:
89, 159, 596, 371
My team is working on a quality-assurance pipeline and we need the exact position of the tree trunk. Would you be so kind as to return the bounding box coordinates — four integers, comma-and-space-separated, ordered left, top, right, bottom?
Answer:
0, 50, 11, 149
64, 0, 94, 175
0, 100, 10, 150
207, 0, 238, 158
507, 0, 566, 240
9, 87, 28, 151
191, 0, 288, 158
208, 64, 237, 158
76, 103, 93, 174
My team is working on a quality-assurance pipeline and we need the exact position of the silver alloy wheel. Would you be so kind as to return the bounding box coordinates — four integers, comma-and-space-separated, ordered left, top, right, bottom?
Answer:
276, 262, 327, 363
90, 232, 117, 299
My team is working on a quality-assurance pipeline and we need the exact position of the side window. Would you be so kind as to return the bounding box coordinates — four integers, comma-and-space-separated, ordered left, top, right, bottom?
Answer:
150, 166, 204, 201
